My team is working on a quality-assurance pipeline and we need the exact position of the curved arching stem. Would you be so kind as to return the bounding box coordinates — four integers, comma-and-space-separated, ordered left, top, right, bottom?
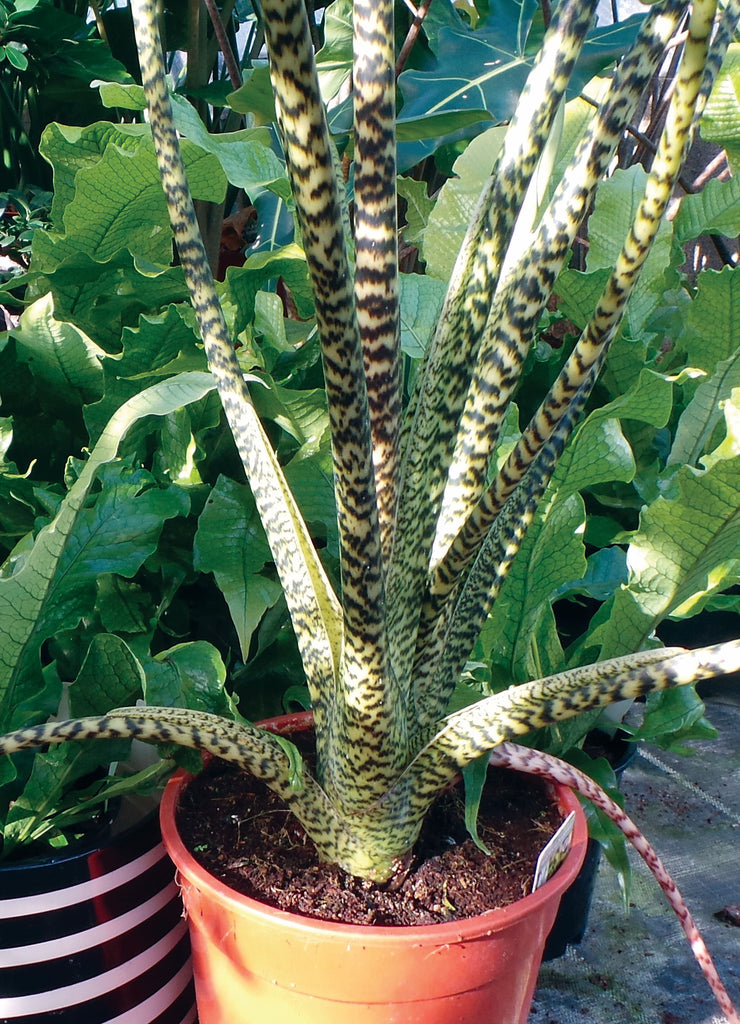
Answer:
488, 741, 739, 1024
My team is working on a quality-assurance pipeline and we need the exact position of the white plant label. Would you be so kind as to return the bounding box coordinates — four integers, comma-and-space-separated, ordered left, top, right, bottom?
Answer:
532, 811, 576, 892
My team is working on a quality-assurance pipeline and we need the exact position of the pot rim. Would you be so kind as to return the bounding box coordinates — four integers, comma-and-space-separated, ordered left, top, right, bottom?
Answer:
160, 712, 588, 943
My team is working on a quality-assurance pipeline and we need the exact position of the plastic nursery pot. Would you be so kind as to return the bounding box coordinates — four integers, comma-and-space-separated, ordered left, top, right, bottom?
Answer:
0, 807, 197, 1024
542, 729, 637, 961
160, 711, 588, 1024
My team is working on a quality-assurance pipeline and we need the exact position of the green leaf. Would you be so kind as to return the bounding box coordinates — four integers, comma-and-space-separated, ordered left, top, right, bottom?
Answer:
397, 14, 527, 168
5, 460, 185, 725
2, 735, 131, 854
399, 273, 447, 359
221, 244, 313, 338
446, 677, 487, 715
537, 78, 606, 215
397, 177, 436, 248
194, 476, 283, 661
396, 110, 493, 145
254, 291, 291, 356
563, 369, 673, 498
669, 347, 740, 467
64, 137, 224, 265
98, 82, 148, 111
554, 268, 612, 331
144, 641, 237, 720
481, 370, 673, 679
479, 492, 585, 685
68, 634, 146, 718
0, 422, 38, 544
588, 393, 740, 657
461, 753, 492, 854
569, 419, 635, 493
566, 747, 632, 906
674, 175, 740, 244
315, 0, 353, 103
397, 0, 538, 129
84, 304, 206, 444
39, 121, 146, 223
52, 38, 133, 85
554, 546, 628, 603
270, 732, 305, 791
23, 239, 189, 353
700, 43, 740, 173
676, 266, 740, 374
96, 575, 155, 635
600, 332, 650, 399
284, 427, 338, 558
57, 460, 189, 591
249, 373, 328, 446
628, 686, 717, 752
4, 42, 28, 70
0, 372, 217, 731
397, 5, 642, 167
40, 122, 225, 263
227, 67, 277, 125
421, 0, 469, 45
420, 125, 507, 280
169, 94, 290, 200
10, 294, 105, 411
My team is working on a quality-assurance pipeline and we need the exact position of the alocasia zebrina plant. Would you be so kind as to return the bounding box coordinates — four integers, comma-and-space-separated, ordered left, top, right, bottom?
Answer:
0, 0, 738, 936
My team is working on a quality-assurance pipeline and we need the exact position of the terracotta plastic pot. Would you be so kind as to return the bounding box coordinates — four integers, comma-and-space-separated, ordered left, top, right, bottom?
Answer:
160, 712, 587, 1024
0, 806, 197, 1024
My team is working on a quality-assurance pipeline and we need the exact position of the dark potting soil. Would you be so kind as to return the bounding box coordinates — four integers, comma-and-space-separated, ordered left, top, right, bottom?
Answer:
176, 757, 563, 927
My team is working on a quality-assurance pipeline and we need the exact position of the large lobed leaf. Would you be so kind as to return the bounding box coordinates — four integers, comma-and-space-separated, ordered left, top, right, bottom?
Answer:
700, 42, 740, 172
590, 392, 740, 659
40, 122, 226, 265
397, 3, 644, 167
10, 293, 105, 411
0, 373, 216, 733
676, 266, 740, 373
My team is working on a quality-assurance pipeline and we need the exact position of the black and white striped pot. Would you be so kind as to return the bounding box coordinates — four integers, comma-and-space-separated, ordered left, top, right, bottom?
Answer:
0, 809, 196, 1024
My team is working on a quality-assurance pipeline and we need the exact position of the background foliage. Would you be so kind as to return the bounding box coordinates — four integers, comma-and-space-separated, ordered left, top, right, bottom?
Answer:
0, 0, 738, 859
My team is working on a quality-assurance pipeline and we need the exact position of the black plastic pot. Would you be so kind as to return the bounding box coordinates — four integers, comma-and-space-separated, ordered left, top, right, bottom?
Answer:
542, 729, 637, 960
0, 805, 196, 1023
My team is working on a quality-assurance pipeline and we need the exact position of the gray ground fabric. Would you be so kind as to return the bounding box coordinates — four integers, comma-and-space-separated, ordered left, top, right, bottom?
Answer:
531, 677, 740, 1024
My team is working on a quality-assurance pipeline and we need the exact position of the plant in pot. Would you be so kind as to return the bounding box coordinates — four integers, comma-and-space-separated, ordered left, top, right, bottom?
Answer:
0, 422, 235, 1022
415, 75, 740, 953
0, 362, 244, 1016
1, 0, 740, 1022
408, 4, 740, 954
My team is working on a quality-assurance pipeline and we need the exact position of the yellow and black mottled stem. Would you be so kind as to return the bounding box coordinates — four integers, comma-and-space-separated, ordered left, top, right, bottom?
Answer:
490, 742, 739, 1024
0, 708, 386, 878
386, 0, 601, 703
354, 0, 401, 570
441, 2, 685, 556
403, 0, 687, 731
260, 0, 406, 806
476, 0, 722, 529
695, 0, 740, 119
2, 638, 739, 881
422, 0, 720, 709
377, 641, 740, 869
432, 0, 690, 566
259, 0, 382, 632
129, 0, 341, 739
413, 0, 714, 722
